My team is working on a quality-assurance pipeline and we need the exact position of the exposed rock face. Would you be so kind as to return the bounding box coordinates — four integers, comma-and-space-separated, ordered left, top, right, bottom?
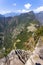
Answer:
25, 37, 43, 65
0, 50, 31, 65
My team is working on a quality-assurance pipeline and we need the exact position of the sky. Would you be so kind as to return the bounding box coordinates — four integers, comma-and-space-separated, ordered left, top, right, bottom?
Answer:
0, 0, 43, 14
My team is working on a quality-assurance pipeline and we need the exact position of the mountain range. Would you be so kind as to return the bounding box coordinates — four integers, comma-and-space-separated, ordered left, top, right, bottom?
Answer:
0, 11, 43, 65
0, 11, 38, 32
0, 11, 43, 25
0, 10, 43, 59
4, 12, 20, 17
0, 11, 43, 36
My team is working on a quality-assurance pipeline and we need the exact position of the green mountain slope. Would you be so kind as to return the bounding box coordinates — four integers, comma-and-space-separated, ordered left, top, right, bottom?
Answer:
0, 11, 40, 58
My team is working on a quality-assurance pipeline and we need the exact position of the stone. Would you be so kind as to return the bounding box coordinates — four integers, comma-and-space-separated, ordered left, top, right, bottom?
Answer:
0, 49, 31, 65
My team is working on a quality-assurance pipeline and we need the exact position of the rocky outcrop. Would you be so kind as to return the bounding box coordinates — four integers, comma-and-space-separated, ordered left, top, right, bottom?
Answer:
25, 37, 43, 65
0, 50, 31, 65
0, 37, 43, 65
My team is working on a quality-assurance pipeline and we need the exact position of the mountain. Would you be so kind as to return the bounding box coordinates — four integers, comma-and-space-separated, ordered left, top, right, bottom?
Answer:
0, 11, 39, 30
36, 11, 43, 25
0, 11, 43, 65
0, 11, 40, 58
6, 11, 39, 34
0, 11, 40, 36
0, 14, 4, 17
1, 11, 39, 32
4, 12, 20, 17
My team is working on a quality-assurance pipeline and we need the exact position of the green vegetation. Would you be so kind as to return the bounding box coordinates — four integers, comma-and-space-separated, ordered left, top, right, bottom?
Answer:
3, 30, 13, 56
15, 27, 33, 49
16, 31, 29, 49
0, 11, 42, 58
33, 26, 43, 45
35, 26, 43, 36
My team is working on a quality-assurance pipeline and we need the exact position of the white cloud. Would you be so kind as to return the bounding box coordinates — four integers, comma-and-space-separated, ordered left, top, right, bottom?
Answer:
0, 10, 11, 14
24, 3, 31, 9
0, 9, 31, 14
16, 9, 30, 13
13, 3, 16, 6
34, 6, 43, 13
